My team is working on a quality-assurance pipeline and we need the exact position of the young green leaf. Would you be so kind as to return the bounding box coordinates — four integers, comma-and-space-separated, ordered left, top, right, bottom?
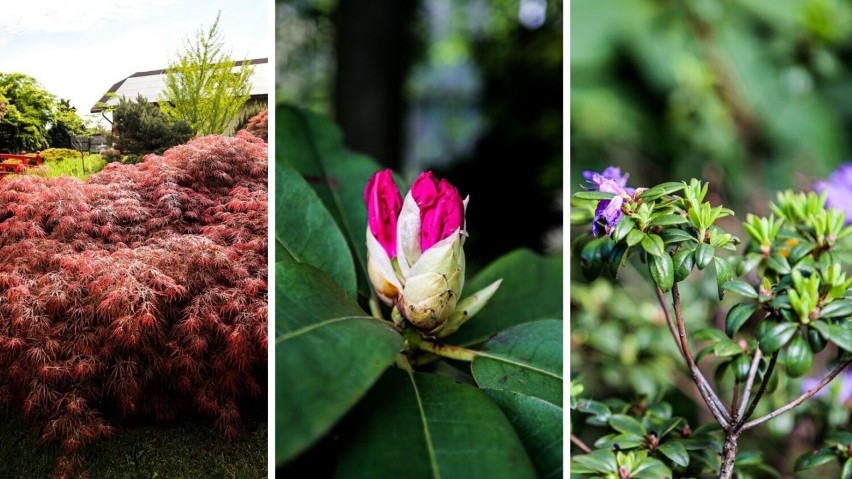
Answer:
649, 253, 674, 292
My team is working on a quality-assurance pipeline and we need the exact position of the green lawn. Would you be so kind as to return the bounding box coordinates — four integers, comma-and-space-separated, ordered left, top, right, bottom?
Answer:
33, 153, 108, 180
0, 408, 268, 479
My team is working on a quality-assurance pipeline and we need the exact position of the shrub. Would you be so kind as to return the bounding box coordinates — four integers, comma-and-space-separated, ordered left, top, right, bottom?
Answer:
112, 95, 194, 156
99, 148, 121, 163
0, 131, 267, 478
244, 109, 268, 142
40, 148, 80, 163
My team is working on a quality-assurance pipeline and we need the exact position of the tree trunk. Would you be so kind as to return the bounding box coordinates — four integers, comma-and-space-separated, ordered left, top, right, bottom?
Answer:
719, 432, 740, 479
332, 0, 418, 170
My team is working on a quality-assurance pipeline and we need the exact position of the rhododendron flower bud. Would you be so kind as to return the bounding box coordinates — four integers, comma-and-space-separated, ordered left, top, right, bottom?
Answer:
364, 170, 501, 336
364, 169, 404, 305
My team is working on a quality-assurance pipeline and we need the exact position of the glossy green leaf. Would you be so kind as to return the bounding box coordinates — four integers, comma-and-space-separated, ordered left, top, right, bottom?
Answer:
828, 323, 852, 352
631, 457, 672, 479
784, 333, 813, 378
276, 162, 356, 297
626, 229, 645, 247
695, 243, 714, 270
713, 339, 744, 357
277, 104, 384, 297
649, 252, 674, 292
485, 389, 562, 479
658, 441, 689, 468
842, 457, 852, 479
661, 228, 694, 244
572, 450, 617, 473
448, 249, 562, 347
694, 327, 728, 342
650, 214, 688, 226
732, 354, 751, 382
714, 257, 733, 300
638, 181, 685, 200
613, 217, 635, 243
722, 280, 758, 299
765, 253, 791, 275
820, 299, 852, 318
276, 254, 403, 465
609, 414, 647, 436
336, 369, 537, 479
472, 320, 562, 406
574, 190, 616, 200
580, 238, 608, 281
593, 433, 643, 450
808, 326, 828, 352
673, 248, 695, 282
758, 321, 798, 354
726, 303, 757, 337
575, 399, 611, 420
608, 241, 630, 278
641, 233, 665, 256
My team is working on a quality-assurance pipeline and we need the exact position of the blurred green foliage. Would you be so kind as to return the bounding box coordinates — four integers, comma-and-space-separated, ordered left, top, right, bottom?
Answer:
571, 0, 852, 213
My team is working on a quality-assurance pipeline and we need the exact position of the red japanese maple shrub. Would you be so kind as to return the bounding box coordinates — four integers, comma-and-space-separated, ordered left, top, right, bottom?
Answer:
244, 109, 268, 142
0, 131, 267, 478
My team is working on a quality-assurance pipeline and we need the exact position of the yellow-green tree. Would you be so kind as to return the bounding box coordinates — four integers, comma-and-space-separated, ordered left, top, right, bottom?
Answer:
160, 12, 254, 136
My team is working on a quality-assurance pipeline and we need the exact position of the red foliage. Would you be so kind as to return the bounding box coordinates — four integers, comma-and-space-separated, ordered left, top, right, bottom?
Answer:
0, 131, 267, 478
245, 109, 268, 142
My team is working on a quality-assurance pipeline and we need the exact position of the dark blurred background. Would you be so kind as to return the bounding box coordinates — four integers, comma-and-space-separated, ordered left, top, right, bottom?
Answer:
571, 0, 852, 215
278, 0, 563, 271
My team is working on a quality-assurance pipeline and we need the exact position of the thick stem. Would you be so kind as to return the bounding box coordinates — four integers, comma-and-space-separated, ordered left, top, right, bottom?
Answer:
417, 341, 479, 362
655, 286, 684, 356
671, 284, 731, 426
719, 431, 740, 479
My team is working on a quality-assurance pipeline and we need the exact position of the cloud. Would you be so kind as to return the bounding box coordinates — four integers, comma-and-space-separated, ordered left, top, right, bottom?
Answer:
0, 0, 176, 40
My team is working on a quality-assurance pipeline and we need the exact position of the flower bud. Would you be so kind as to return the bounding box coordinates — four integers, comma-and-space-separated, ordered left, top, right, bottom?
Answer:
363, 170, 501, 336
364, 169, 403, 305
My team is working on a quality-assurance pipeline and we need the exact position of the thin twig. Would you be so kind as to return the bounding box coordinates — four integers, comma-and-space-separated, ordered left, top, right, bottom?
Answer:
743, 358, 852, 431
730, 382, 740, 421
571, 434, 592, 454
735, 349, 763, 423
737, 353, 777, 429
655, 286, 684, 356
672, 284, 731, 426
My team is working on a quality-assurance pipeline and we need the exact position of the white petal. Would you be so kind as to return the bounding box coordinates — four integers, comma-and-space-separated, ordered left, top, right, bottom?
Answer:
366, 229, 402, 305
396, 190, 421, 279
408, 228, 462, 280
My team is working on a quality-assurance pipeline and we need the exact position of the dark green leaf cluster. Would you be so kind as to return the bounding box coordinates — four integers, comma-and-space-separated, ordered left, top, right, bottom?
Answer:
574, 178, 737, 298
795, 432, 852, 478
112, 95, 194, 156
724, 190, 852, 376
570, 379, 782, 479
570, 379, 726, 478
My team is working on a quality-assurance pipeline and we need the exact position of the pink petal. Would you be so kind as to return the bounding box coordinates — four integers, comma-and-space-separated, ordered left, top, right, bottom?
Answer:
364, 169, 402, 258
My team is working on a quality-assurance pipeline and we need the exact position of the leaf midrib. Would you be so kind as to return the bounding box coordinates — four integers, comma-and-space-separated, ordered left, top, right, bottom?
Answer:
276, 316, 375, 343
476, 351, 563, 381
408, 370, 442, 479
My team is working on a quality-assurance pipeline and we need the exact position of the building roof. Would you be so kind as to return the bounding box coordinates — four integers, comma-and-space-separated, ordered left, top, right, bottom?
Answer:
91, 58, 268, 113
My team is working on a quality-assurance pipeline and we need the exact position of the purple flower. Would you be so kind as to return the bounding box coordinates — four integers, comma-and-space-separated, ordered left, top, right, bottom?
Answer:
814, 163, 852, 224
583, 166, 634, 237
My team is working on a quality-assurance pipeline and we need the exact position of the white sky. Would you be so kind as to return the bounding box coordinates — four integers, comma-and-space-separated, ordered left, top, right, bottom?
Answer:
0, 0, 269, 125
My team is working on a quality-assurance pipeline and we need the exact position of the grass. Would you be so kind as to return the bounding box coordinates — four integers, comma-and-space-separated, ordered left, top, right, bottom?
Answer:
31, 153, 108, 180
0, 408, 268, 479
